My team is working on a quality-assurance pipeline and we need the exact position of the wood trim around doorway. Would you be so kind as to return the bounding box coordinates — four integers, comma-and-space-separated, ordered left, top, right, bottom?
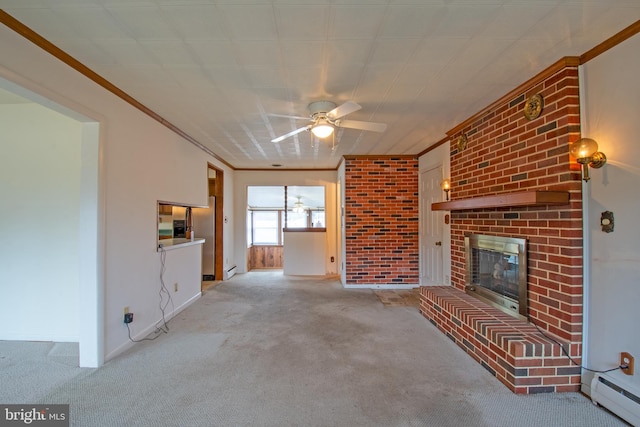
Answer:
207, 163, 224, 285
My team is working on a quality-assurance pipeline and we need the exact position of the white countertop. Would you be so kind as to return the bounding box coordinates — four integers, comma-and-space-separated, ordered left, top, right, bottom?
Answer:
157, 238, 205, 251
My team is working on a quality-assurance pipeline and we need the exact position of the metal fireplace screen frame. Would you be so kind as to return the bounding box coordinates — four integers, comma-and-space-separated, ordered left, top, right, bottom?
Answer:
464, 234, 528, 320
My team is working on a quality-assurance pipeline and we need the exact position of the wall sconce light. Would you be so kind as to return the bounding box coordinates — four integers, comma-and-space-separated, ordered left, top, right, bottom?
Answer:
440, 179, 451, 201
570, 138, 606, 182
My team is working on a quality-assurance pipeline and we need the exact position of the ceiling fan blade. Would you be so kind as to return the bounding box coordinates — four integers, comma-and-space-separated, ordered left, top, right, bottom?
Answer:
337, 119, 387, 133
271, 126, 309, 143
327, 101, 361, 120
267, 113, 310, 120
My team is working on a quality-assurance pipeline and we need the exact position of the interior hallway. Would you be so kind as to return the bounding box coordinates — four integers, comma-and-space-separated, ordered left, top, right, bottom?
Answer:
0, 272, 626, 426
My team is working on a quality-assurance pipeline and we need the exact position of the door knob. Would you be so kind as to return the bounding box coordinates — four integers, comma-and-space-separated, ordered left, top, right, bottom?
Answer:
435, 241, 442, 246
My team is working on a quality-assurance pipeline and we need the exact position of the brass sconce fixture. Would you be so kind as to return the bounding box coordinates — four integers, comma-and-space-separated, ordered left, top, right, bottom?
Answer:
569, 138, 606, 182
441, 179, 451, 201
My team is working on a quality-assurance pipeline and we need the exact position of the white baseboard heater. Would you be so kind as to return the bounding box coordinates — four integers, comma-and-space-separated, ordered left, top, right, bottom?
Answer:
223, 265, 237, 280
591, 373, 640, 426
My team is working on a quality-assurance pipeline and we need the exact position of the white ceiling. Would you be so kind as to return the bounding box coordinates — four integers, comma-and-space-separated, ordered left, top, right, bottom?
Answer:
2, 1, 639, 169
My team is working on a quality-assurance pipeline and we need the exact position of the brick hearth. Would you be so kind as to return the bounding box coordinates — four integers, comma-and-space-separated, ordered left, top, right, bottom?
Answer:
420, 286, 581, 393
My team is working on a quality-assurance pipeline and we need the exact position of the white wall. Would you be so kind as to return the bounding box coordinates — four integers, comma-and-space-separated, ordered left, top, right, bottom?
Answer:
0, 24, 235, 363
581, 32, 640, 392
283, 231, 327, 275
234, 170, 338, 275
0, 103, 82, 341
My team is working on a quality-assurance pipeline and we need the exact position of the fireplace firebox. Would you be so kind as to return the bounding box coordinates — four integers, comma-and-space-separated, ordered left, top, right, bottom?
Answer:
464, 234, 527, 320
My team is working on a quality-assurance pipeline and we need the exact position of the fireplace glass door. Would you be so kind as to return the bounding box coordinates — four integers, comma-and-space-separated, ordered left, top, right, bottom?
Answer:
465, 234, 527, 320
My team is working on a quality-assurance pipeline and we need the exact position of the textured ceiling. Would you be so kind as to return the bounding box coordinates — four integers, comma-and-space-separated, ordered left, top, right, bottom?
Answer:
1, 1, 639, 169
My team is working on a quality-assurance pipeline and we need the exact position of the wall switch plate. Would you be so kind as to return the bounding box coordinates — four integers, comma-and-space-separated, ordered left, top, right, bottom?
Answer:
621, 352, 634, 375
124, 306, 129, 314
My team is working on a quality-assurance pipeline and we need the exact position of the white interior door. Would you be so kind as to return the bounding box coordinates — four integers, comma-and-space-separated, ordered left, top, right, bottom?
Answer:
420, 167, 444, 285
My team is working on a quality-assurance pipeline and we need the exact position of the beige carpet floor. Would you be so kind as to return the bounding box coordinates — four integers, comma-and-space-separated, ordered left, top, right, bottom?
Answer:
0, 271, 628, 426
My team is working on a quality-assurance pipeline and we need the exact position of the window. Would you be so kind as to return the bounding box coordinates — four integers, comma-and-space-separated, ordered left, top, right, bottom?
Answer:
311, 211, 325, 228
251, 211, 280, 245
247, 185, 325, 246
286, 211, 307, 228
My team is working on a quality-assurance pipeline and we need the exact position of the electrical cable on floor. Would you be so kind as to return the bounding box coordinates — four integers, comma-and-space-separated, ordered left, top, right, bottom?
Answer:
529, 317, 628, 374
126, 322, 163, 342
126, 246, 174, 343
155, 246, 174, 334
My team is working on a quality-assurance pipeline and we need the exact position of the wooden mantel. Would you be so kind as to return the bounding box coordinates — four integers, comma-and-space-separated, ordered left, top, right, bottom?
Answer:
431, 190, 569, 211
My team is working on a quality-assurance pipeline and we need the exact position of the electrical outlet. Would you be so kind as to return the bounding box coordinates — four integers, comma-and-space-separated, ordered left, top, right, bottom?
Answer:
174, 283, 179, 292
124, 313, 133, 324
124, 306, 129, 314
621, 352, 635, 376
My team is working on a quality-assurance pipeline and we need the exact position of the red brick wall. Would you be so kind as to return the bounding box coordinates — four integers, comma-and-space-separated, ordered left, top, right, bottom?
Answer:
344, 157, 419, 285
448, 66, 583, 345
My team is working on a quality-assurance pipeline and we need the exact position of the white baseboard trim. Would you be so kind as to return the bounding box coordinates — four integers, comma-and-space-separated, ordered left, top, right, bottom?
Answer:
106, 292, 201, 362
0, 333, 79, 342
342, 284, 420, 290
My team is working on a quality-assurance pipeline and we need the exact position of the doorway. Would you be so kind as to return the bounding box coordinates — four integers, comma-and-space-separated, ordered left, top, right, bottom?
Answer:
245, 186, 325, 271
197, 163, 224, 288
420, 166, 445, 285
0, 79, 102, 367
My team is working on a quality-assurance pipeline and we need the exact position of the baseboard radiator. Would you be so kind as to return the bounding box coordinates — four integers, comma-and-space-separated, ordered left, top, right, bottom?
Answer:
591, 373, 640, 426
223, 265, 237, 280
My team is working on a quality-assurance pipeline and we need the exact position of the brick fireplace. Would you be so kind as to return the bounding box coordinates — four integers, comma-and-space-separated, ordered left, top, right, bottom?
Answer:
420, 59, 584, 393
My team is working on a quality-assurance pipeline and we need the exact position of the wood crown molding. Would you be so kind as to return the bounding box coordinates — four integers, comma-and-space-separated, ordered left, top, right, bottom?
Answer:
0, 10, 234, 170
447, 57, 580, 138
342, 154, 417, 160
580, 19, 640, 64
445, 20, 640, 140
417, 135, 449, 158
3, 8, 637, 171
235, 167, 338, 172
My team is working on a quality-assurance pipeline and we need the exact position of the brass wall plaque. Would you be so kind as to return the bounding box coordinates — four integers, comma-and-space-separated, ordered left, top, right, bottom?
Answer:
456, 134, 468, 152
524, 94, 543, 120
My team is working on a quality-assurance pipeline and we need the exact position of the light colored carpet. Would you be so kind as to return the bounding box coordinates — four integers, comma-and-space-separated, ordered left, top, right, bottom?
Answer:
0, 272, 627, 426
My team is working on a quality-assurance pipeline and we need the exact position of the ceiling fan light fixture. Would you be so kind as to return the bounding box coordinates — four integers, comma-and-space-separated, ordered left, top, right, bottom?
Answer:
310, 119, 334, 138
292, 197, 305, 214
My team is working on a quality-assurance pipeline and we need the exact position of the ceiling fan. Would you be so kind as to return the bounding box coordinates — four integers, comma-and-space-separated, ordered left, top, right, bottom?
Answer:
270, 101, 387, 143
